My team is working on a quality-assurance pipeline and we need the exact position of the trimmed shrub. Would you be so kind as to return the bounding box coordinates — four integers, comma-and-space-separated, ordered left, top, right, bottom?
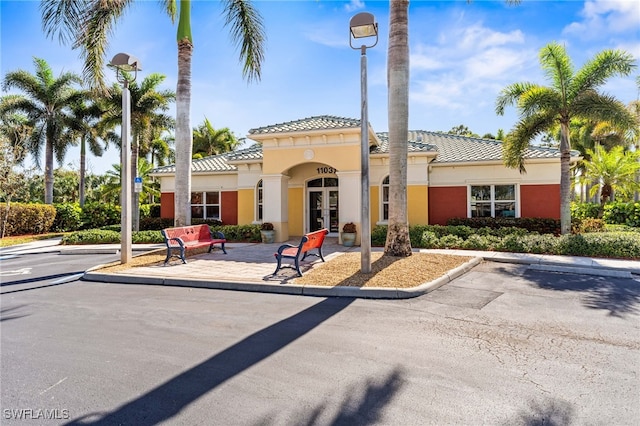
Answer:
149, 204, 161, 218
447, 217, 560, 235
0, 203, 56, 236
371, 225, 388, 246
139, 217, 174, 231
212, 224, 261, 242
603, 202, 640, 227
571, 202, 601, 220
81, 203, 120, 229
576, 218, 605, 233
132, 230, 164, 244
52, 203, 83, 232
61, 229, 120, 244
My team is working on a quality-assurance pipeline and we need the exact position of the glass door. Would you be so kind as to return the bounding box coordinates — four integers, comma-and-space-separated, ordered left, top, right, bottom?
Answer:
308, 188, 339, 234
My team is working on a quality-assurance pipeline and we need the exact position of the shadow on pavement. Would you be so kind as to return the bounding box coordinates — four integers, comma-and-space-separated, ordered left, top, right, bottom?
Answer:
254, 368, 405, 426
66, 297, 355, 426
524, 269, 640, 317
507, 398, 574, 426
0, 304, 31, 322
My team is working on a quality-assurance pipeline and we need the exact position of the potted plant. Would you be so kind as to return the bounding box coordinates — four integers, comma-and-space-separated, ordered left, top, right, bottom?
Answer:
260, 222, 275, 244
341, 222, 357, 247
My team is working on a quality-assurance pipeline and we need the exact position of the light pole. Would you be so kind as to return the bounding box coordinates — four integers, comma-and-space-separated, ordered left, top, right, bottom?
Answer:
110, 53, 141, 264
350, 12, 378, 274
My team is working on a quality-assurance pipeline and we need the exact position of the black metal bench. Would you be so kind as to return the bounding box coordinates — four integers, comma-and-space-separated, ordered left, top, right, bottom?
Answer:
161, 224, 226, 264
273, 229, 329, 276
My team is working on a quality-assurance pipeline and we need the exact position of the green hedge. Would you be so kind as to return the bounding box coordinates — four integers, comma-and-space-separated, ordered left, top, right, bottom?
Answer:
372, 224, 640, 259
52, 203, 83, 232
603, 202, 640, 227
61, 229, 164, 245
447, 217, 560, 235
0, 203, 56, 236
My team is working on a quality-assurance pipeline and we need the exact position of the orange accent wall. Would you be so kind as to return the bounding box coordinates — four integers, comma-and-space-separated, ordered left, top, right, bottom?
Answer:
428, 186, 467, 225
521, 184, 560, 219
160, 193, 175, 218
221, 191, 238, 225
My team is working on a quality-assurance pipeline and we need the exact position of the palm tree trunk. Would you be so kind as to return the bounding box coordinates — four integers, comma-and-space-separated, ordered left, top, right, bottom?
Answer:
385, 0, 412, 257
80, 135, 86, 207
174, 2, 194, 227
44, 131, 54, 204
559, 121, 572, 234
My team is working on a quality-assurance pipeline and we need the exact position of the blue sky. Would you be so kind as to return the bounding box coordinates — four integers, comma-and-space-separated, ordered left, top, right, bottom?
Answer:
1, 0, 639, 175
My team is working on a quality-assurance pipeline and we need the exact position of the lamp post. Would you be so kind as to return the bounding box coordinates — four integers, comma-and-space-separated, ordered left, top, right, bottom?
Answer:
350, 12, 378, 274
109, 53, 141, 264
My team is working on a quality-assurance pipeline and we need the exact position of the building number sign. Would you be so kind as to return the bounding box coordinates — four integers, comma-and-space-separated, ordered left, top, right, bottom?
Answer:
317, 166, 337, 174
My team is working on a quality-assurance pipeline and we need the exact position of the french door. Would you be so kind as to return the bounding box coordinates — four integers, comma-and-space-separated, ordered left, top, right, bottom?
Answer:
307, 178, 339, 234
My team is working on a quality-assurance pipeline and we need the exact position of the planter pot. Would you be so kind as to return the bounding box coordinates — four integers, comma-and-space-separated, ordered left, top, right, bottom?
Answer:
260, 230, 275, 244
341, 232, 356, 247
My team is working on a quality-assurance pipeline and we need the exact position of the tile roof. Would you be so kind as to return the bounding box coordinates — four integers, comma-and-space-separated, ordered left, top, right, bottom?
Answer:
151, 144, 263, 175
152, 121, 576, 175
376, 131, 571, 163
248, 115, 360, 135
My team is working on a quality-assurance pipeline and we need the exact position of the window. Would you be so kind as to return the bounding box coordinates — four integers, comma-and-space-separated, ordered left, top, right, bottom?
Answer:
470, 185, 516, 218
257, 180, 263, 221
382, 176, 389, 221
191, 191, 220, 220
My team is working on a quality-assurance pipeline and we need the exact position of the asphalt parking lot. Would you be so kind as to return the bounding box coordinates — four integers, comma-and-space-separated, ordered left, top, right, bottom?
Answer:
1, 261, 639, 425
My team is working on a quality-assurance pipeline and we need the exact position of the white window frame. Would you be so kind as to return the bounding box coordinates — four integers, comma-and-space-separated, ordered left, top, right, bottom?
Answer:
256, 180, 263, 222
190, 191, 221, 220
467, 184, 518, 218
381, 175, 390, 222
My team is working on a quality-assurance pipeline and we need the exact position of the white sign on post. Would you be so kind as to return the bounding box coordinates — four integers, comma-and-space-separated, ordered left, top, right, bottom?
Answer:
134, 176, 142, 193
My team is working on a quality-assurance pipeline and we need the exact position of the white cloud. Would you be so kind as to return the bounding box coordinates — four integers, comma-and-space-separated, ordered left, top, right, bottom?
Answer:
409, 22, 536, 120
563, 0, 640, 39
345, 0, 365, 13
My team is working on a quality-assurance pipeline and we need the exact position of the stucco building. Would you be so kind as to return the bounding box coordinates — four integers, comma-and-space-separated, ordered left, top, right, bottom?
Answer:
151, 115, 578, 243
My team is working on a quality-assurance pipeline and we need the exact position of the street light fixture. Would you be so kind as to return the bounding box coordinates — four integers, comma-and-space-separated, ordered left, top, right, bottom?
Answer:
109, 53, 141, 264
350, 12, 378, 274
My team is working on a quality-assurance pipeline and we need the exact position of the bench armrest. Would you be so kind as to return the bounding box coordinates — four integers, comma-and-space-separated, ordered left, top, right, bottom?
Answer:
276, 244, 297, 255
211, 230, 226, 240
168, 237, 186, 248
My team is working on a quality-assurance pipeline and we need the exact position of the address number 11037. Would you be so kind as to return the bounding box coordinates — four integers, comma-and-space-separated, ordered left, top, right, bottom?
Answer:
317, 167, 337, 174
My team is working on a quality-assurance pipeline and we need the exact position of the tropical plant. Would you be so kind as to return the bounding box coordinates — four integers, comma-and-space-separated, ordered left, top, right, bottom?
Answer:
66, 96, 105, 206
97, 72, 174, 229
0, 57, 83, 204
100, 158, 160, 207
496, 42, 636, 234
192, 118, 239, 158
41, 0, 266, 229
581, 145, 640, 204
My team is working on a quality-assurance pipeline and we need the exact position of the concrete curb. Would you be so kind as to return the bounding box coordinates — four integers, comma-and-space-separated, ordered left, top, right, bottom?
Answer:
82, 256, 485, 299
528, 263, 632, 278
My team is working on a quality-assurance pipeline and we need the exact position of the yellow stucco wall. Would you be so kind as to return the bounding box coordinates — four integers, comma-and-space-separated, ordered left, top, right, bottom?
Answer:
408, 185, 429, 225
288, 187, 303, 236
263, 144, 360, 175
370, 186, 380, 226
237, 189, 254, 225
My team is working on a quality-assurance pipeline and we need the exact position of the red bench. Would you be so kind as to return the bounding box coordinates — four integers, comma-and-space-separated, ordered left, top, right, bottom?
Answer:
161, 224, 226, 265
273, 229, 329, 276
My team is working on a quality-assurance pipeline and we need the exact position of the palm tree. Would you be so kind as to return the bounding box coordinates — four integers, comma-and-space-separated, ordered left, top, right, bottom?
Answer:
192, 118, 239, 158
581, 145, 640, 204
41, 0, 266, 227
496, 42, 636, 234
100, 158, 159, 206
1, 57, 83, 204
98, 73, 174, 230
66, 96, 105, 206
385, 0, 412, 257
147, 129, 175, 168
